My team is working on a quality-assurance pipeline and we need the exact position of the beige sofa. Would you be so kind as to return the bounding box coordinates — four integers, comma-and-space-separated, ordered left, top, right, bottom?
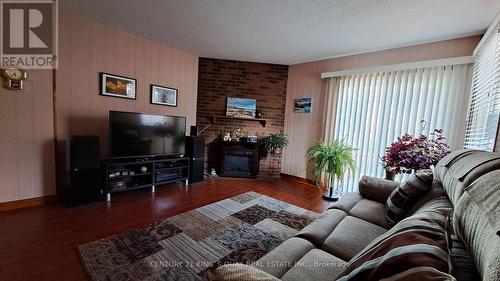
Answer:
231, 150, 500, 281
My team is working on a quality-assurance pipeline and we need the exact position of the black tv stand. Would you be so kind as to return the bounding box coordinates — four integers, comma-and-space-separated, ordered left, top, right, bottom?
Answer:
102, 156, 189, 201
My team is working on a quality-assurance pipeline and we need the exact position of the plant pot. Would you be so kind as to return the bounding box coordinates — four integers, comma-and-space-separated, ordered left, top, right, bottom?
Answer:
273, 148, 282, 155
385, 170, 395, 181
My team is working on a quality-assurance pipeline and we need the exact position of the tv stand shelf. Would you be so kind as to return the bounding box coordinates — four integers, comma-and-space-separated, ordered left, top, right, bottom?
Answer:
102, 157, 189, 201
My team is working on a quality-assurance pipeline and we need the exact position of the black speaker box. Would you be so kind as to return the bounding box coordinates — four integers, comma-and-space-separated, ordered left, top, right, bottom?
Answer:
67, 136, 101, 206
185, 136, 205, 183
190, 125, 198, 136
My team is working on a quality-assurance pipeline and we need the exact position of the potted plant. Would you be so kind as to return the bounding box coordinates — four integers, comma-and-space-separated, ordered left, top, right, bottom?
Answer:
380, 156, 395, 181
382, 128, 450, 175
307, 139, 356, 201
263, 131, 289, 154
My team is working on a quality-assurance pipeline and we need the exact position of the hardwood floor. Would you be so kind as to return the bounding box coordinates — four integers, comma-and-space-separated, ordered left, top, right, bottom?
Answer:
0, 178, 329, 281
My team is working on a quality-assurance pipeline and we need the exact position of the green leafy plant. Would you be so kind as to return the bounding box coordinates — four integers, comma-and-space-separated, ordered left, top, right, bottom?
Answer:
262, 131, 289, 154
307, 139, 356, 195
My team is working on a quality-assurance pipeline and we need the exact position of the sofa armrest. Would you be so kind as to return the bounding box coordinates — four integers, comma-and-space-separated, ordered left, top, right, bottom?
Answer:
358, 176, 399, 203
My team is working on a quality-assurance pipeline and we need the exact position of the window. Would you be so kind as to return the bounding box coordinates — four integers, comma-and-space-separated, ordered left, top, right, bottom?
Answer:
464, 21, 500, 151
327, 63, 473, 192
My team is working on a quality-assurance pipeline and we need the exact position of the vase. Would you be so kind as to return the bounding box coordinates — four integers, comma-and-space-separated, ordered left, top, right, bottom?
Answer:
385, 170, 395, 181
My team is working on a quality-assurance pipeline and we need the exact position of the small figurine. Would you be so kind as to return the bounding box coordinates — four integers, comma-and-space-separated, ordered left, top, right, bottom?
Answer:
210, 168, 218, 177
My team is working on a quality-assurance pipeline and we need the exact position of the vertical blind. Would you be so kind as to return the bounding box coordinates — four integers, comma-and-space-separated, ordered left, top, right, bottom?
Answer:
464, 22, 500, 151
326, 64, 473, 193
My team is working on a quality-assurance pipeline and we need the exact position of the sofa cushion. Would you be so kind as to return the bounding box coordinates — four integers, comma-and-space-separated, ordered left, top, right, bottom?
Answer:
296, 209, 347, 247
322, 216, 386, 261
386, 170, 433, 225
349, 199, 389, 229
453, 170, 500, 281
335, 209, 452, 281
254, 237, 315, 278
450, 235, 481, 281
210, 263, 280, 281
358, 176, 399, 203
328, 192, 363, 214
410, 196, 453, 215
281, 249, 347, 281
435, 150, 500, 205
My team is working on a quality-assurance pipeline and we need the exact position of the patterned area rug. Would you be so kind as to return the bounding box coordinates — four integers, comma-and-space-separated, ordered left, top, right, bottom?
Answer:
79, 191, 319, 281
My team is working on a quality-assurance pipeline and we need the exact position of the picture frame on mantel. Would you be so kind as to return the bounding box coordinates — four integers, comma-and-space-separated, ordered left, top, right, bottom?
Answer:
99, 72, 137, 100
150, 84, 178, 107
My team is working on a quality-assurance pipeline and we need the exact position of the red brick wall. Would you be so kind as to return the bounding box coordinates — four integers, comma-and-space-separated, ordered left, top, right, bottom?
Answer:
196, 58, 288, 178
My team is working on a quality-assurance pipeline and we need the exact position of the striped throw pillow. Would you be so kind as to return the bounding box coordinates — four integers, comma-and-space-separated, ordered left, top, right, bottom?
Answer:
386, 170, 433, 225
335, 209, 453, 281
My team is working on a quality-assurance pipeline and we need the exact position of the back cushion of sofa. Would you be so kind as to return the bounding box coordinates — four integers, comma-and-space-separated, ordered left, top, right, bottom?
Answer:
410, 195, 453, 216
454, 170, 500, 281
434, 150, 500, 205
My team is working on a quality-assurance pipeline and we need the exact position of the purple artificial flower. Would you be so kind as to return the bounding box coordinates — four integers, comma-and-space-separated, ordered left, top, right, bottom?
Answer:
381, 129, 451, 174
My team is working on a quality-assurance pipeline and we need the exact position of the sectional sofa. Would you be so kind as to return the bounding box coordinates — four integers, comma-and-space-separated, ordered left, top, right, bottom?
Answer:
212, 149, 500, 281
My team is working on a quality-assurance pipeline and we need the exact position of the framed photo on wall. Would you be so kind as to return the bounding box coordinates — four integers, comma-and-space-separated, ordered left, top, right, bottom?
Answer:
150, 84, 178, 107
293, 97, 312, 113
226, 97, 257, 118
99, 73, 137, 99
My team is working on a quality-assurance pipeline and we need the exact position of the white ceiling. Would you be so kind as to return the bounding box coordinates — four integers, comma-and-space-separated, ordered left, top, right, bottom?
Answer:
61, 0, 500, 65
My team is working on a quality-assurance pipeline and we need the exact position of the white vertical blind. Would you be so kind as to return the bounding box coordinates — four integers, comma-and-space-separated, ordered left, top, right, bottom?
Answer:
464, 21, 500, 151
328, 64, 473, 193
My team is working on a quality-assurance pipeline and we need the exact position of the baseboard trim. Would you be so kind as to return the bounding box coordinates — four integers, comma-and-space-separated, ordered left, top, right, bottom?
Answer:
0, 195, 57, 212
280, 173, 317, 187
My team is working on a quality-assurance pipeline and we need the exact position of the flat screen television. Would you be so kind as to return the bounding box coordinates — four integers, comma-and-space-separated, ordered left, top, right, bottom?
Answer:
109, 111, 186, 159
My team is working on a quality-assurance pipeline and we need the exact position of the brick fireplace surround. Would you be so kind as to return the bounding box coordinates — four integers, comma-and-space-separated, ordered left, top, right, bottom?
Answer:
196, 58, 289, 178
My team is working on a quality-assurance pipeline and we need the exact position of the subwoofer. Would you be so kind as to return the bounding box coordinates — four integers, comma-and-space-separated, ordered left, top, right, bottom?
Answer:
67, 136, 101, 205
185, 136, 205, 183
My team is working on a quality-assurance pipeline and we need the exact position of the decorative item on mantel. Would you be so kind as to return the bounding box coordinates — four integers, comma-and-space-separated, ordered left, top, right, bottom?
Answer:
230, 128, 247, 142
382, 123, 451, 177
256, 109, 263, 118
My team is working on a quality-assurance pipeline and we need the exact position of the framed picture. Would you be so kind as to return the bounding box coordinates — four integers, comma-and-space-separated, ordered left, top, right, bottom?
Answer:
150, 84, 178, 107
226, 97, 257, 118
99, 73, 137, 99
294, 97, 312, 113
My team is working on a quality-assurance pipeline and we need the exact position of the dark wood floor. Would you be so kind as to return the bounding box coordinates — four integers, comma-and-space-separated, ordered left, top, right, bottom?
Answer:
0, 178, 329, 281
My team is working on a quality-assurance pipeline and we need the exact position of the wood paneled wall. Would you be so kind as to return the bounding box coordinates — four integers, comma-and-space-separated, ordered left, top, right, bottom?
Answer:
55, 11, 199, 186
0, 10, 199, 203
282, 36, 482, 180
0, 70, 56, 203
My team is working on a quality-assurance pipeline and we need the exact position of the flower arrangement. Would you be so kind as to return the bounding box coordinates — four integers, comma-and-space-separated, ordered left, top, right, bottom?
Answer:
381, 129, 450, 174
